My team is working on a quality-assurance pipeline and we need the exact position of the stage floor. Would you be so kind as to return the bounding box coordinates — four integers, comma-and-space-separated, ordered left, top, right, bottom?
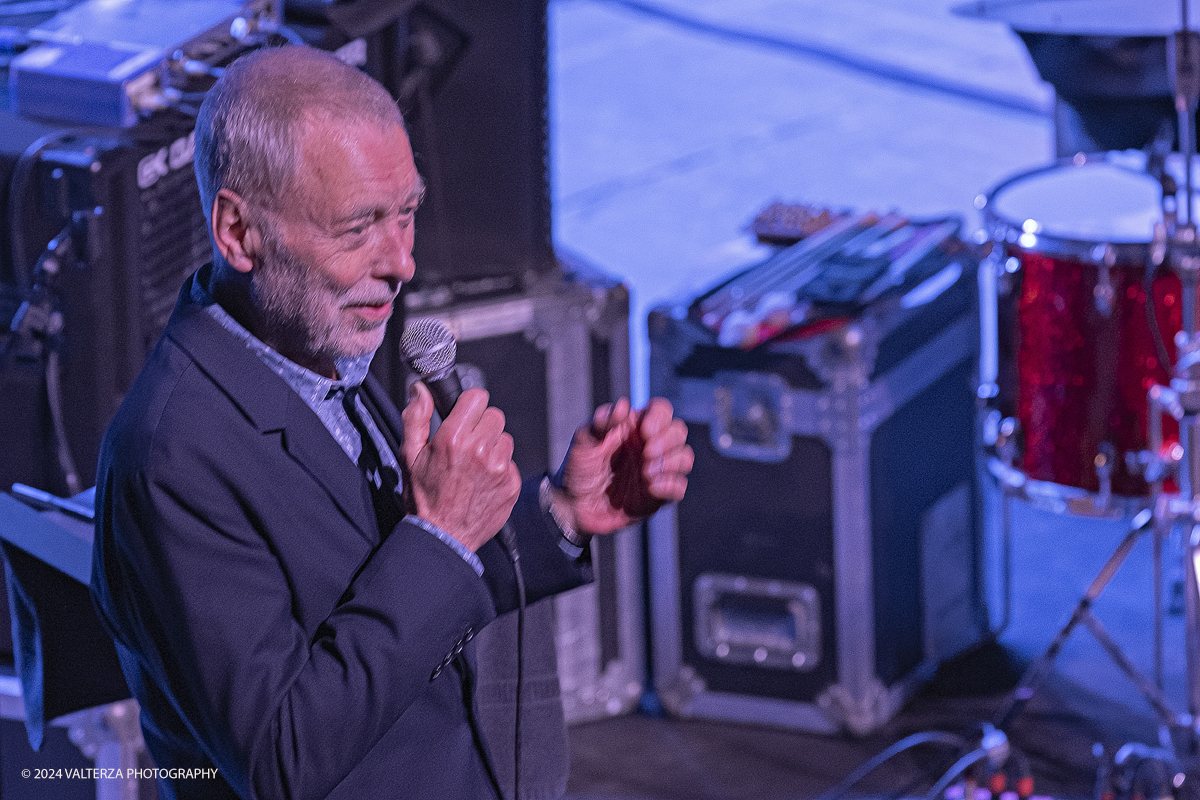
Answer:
560, 495, 1182, 800
564, 647, 1099, 800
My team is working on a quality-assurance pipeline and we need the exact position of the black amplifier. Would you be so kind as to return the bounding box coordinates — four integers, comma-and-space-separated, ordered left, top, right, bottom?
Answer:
0, 108, 209, 496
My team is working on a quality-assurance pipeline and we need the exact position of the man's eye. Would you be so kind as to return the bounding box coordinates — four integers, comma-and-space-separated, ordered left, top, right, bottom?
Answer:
348, 223, 368, 235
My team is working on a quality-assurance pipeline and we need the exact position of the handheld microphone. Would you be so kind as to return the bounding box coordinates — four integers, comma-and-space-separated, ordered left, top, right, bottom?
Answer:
399, 318, 461, 419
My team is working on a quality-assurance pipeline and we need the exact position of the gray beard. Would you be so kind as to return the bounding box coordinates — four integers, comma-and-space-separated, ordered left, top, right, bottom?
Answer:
250, 236, 346, 369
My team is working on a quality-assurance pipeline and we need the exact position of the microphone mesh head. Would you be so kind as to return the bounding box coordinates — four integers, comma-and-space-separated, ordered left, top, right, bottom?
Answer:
400, 318, 457, 377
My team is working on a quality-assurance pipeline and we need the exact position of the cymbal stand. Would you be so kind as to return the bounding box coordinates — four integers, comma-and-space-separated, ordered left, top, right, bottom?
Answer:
1144, 1, 1200, 762
996, 7, 1200, 757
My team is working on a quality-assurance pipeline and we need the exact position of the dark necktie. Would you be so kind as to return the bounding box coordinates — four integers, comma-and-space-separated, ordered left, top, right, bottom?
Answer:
342, 386, 403, 536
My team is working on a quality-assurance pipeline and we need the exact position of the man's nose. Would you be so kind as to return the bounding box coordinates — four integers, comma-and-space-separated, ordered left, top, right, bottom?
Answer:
375, 222, 416, 284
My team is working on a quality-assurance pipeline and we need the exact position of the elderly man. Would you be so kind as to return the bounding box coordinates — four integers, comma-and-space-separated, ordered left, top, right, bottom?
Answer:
89, 46, 691, 800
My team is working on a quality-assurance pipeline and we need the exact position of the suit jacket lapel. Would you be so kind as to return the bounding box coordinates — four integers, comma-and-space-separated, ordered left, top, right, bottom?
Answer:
164, 273, 380, 547
280, 396, 381, 548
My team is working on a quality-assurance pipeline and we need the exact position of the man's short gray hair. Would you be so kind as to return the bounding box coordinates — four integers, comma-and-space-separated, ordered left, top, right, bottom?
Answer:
194, 46, 404, 222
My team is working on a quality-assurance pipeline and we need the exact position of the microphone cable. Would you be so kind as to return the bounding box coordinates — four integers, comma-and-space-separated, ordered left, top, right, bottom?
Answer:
498, 523, 527, 800
815, 730, 968, 800
400, 319, 528, 798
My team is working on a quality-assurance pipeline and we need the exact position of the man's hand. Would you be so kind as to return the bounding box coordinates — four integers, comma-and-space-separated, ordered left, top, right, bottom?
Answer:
401, 382, 521, 551
554, 398, 693, 536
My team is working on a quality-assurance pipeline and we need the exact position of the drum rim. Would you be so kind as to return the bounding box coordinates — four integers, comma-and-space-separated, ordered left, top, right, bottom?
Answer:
987, 455, 1153, 516
981, 153, 1159, 264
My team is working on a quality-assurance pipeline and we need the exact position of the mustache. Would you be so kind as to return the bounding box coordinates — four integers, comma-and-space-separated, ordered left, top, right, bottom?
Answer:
338, 285, 400, 308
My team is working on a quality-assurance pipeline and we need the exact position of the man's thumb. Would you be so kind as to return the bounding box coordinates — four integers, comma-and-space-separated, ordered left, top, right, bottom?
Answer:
401, 380, 434, 467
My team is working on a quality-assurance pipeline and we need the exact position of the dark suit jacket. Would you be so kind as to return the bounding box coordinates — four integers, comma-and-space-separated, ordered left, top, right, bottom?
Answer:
89, 271, 592, 800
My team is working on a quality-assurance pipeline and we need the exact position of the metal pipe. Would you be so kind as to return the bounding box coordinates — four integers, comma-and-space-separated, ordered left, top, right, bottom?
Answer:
1183, 0, 1195, 226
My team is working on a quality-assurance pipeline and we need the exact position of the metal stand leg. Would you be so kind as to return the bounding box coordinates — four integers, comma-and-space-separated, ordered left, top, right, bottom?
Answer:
1080, 612, 1181, 727
1184, 522, 1200, 756
1157, 524, 1166, 693
62, 699, 147, 800
995, 486, 1014, 638
995, 510, 1185, 731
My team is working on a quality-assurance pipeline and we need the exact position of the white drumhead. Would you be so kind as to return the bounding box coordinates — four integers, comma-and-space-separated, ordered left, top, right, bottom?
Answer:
990, 161, 1162, 244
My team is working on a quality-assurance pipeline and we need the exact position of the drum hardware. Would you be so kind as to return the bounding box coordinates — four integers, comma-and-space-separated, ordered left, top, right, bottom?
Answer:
1096, 442, 1116, 510
995, 507, 1191, 736
982, 411, 1017, 464
996, 3, 1200, 769
975, 249, 1003, 402
1124, 439, 1185, 488
984, 411, 1020, 639
1140, 13, 1200, 761
1149, 385, 1189, 485
985, 454, 1145, 519
973, 10, 1200, 772
1096, 249, 1116, 316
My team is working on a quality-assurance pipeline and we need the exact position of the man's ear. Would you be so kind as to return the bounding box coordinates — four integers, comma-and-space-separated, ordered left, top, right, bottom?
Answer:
211, 189, 263, 274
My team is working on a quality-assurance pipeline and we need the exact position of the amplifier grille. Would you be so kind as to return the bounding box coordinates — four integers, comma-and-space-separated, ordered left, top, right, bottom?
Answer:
137, 162, 210, 350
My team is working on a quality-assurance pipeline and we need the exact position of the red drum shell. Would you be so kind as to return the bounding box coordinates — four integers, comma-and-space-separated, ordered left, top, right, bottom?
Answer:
986, 156, 1182, 497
